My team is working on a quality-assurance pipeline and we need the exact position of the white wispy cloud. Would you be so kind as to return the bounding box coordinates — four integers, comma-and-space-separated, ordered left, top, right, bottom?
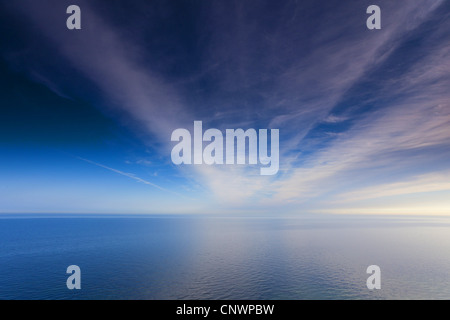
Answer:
188, 0, 450, 208
322, 115, 348, 124
4, 0, 449, 214
268, 31, 450, 212
6, 0, 189, 143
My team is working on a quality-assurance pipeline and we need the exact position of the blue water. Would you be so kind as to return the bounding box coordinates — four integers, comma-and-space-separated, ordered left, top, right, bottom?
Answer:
0, 214, 449, 299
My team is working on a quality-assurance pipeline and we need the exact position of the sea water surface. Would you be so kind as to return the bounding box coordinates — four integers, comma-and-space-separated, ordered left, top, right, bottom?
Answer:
0, 214, 449, 299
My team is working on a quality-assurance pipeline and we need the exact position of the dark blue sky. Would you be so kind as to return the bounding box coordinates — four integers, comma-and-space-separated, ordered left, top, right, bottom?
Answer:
1, 0, 450, 214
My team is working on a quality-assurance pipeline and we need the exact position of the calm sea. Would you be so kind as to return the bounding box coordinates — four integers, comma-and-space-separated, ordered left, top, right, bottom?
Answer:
0, 214, 449, 300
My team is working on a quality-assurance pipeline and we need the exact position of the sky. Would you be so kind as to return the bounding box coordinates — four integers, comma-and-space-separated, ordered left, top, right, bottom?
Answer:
0, 0, 449, 215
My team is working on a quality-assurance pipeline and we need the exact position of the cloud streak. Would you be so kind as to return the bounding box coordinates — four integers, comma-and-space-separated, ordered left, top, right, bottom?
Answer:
77, 157, 188, 199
